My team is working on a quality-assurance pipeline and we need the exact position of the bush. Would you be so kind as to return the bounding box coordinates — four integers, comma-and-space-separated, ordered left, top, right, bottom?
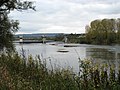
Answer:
0, 53, 120, 89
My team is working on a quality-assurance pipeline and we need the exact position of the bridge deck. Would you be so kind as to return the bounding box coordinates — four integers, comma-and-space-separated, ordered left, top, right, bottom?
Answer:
14, 40, 54, 43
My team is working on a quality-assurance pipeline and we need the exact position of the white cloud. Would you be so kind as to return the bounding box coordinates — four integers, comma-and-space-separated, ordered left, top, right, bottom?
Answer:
9, 0, 120, 34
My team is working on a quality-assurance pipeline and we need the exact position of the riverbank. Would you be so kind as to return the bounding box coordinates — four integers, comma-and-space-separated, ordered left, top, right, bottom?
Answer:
0, 52, 120, 89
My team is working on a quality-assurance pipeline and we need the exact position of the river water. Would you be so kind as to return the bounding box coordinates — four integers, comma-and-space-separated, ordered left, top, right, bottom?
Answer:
15, 43, 120, 72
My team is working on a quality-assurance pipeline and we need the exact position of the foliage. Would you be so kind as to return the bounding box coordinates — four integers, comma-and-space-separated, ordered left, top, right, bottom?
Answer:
85, 18, 120, 45
0, 14, 19, 50
66, 33, 86, 43
67, 33, 79, 43
0, 0, 35, 51
0, 0, 35, 12
1, 52, 120, 89
54, 34, 64, 41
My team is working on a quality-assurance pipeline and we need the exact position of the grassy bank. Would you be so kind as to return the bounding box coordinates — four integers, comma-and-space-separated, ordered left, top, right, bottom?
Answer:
0, 52, 120, 90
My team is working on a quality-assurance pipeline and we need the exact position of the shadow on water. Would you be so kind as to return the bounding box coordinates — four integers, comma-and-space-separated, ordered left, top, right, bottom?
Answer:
86, 47, 120, 68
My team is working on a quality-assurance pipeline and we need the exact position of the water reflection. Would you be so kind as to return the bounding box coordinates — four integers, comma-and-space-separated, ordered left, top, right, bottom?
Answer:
86, 48, 120, 66
15, 43, 120, 72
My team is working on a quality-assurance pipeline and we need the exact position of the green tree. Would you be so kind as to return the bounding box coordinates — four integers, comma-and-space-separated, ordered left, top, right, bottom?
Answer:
85, 25, 91, 44
0, 0, 35, 51
86, 20, 103, 44
85, 19, 117, 45
0, 14, 19, 50
101, 19, 116, 44
116, 18, 120, 43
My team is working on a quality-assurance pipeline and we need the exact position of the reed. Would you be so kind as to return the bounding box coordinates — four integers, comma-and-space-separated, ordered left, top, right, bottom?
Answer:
0, 52, 120, 90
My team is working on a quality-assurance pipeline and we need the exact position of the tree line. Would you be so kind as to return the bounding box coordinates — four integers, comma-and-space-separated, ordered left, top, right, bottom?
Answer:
85, 18, 120, 45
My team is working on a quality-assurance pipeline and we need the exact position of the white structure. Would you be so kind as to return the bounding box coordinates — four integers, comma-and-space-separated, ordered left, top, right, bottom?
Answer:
19, 36, 23, 43
42, 35, 46, 44
64, 36, 68, 43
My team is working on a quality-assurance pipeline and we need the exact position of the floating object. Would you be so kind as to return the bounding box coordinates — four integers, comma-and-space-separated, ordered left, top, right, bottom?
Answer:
57, 49, 69, 53
64, 44, 79, 47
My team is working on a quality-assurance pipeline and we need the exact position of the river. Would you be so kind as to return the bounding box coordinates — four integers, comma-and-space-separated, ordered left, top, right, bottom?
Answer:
15, 43, 120, 72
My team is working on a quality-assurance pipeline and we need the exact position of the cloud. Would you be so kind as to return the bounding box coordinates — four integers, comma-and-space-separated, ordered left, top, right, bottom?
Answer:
9, 0, 120, 34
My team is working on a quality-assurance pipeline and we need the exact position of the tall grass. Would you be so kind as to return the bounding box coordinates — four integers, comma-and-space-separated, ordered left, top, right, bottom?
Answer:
0, 52, 120, 90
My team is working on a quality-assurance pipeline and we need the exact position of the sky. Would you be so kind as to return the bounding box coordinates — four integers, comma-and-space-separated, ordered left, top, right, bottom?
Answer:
9, 0, 120, 34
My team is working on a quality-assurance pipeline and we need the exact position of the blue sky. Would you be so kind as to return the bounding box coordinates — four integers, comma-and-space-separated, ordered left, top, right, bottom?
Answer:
10, 0, 120, 34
